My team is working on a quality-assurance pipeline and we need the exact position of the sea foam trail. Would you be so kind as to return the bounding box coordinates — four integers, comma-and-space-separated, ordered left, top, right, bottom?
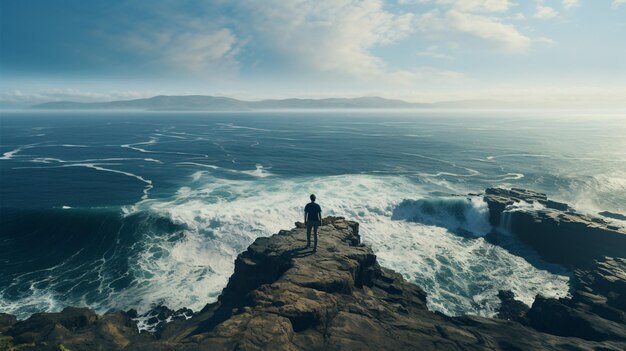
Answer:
0, 145, 35, 160
65, 164, 153, 200
119, 174, 569, 318
121, 136, 211, 158
14, 156, 155, 200
0, 148, 21, 160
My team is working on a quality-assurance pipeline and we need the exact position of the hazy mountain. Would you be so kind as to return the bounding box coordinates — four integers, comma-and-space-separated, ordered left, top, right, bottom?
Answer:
32, 95, 429, 111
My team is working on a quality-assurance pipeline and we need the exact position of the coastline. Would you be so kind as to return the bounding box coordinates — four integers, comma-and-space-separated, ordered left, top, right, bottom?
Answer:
1, 189, 625, 350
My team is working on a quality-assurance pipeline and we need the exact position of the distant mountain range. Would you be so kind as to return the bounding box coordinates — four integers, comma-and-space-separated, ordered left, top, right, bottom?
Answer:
32, 95, 433, 111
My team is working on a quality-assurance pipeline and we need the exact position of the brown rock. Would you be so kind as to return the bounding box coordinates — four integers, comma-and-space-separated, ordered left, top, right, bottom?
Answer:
483, 187, 626, 268
156, 217, 625, 350
5, 216, 626, 350
0, 313, 17, 333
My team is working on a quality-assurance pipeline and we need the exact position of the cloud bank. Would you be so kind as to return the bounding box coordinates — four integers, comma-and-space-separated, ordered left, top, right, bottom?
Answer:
1, 0, 625, 107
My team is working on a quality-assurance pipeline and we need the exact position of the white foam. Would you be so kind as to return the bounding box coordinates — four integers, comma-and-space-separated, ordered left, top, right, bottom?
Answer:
0, 249, 89, 319
497, 173, 524, 180
15, 156, 154, 200
568, 171, 626, 215
153, 133, 187, 140
117, 174, 569, 318
178, 162, 273, 178
240, 164, 272, 178
404, 134, 433, 138
177, 162, 220, 170
30, 157, 65, 164
0, 172, 569, 321
26, 156, 162, 165
403, 152, 481, 178
492, 153, 552, 159
121, 137, 158, 153
122, 137, 210, 159
1, 145, 33, 160
64, 163, 153, 200
216, 122, 272, 132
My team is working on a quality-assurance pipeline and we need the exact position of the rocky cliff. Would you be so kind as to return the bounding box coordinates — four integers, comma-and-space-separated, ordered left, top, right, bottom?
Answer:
483, 187, 626, 268
1, 191, 626, 351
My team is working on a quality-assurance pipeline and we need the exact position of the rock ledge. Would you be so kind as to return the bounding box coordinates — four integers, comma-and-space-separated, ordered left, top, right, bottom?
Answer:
3, 215, 625, 350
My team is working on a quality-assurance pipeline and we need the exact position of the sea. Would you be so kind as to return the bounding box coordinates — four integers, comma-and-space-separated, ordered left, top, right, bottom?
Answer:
1, 110, 625, 323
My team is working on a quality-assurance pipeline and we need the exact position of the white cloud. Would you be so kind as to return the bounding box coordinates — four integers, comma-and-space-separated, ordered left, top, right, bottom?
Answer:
238, 0, 421, 83
613, 0, 626, 8
435, 0, 513, 12
562, 0, 580, 10
417, 10, 531, 53
384, 67, 466, 85
104, 0, 534, 85
159, 30, 240, 73
100, 2, 244, 77
451, 11, 531, 51
122, 28, 240, 75
536, 36, 557, 47
401, 0, 514, 12
534, 5, 559, 19
416, 48, 455, 60
511, 12, 526, 20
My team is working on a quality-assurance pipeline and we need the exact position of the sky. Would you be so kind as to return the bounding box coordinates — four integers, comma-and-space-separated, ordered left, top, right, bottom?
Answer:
1, 0, 626, 107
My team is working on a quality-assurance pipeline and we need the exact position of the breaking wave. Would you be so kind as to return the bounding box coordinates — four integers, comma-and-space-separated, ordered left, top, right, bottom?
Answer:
0, 172, 571, 322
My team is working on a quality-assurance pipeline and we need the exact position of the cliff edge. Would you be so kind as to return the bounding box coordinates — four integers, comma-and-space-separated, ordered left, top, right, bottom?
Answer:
2, 213, 625, 350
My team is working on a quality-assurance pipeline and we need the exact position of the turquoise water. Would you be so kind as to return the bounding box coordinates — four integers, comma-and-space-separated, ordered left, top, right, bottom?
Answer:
1, 110, 625, 321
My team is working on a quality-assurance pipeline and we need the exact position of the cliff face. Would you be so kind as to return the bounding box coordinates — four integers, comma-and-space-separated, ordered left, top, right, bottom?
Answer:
2, 191, 626, 350
483, 187, 626, 268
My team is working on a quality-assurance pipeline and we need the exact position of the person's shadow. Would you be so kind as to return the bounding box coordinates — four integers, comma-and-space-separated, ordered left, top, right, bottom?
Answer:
281, 246, 315, 259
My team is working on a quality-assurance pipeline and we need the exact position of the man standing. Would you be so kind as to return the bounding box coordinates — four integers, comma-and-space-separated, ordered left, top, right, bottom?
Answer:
304, 194, 322, 252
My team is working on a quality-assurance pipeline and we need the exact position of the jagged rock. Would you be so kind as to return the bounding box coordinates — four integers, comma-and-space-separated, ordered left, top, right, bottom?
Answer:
126, 309, 139, 319
5, 307, 148, 350
136, 306, 194, 336
4, 216, 626, 350
600, 211, 626, 221
572, 257, 626, 323
495, 290, 529, 323
483, 187, 626, 268
0, 313, 16, 333
483, 188, 570, 226
527, 295, 626, 342
522, 257, 626, 344
153, 217, 625, 350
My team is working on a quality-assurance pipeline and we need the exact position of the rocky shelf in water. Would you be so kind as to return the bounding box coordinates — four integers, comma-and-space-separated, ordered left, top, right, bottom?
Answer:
1, 189, 625, 350
483, 187, 626, 268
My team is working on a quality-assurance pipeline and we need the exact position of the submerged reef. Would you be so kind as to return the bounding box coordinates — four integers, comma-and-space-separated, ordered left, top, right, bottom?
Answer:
1, 189, 625, 350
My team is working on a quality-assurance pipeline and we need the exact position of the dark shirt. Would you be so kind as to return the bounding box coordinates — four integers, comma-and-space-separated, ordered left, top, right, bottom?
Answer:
304, 202, 322, 222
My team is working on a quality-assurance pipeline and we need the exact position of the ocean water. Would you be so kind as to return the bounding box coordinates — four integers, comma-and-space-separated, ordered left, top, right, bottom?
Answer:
1, 110, 625, 321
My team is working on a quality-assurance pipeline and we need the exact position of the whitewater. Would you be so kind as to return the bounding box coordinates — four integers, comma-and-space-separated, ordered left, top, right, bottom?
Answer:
1, 110, 624, 323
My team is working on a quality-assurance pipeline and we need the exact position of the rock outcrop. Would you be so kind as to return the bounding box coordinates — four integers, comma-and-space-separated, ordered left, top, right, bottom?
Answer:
495, 290, 528, 323
483, 187, 626, 268
1, 307, 150, 350
2, 216, 625, 350
524, 257, 626, 341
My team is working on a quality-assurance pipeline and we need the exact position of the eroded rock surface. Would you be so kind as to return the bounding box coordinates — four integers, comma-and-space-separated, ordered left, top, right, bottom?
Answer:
495, 290, 528, 323
484, 187, 626, 267
2, 215, 625, 350
2, 307, 150, 350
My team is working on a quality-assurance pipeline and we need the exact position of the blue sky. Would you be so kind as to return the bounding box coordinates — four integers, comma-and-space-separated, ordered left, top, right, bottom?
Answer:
1, 0, 625, 107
